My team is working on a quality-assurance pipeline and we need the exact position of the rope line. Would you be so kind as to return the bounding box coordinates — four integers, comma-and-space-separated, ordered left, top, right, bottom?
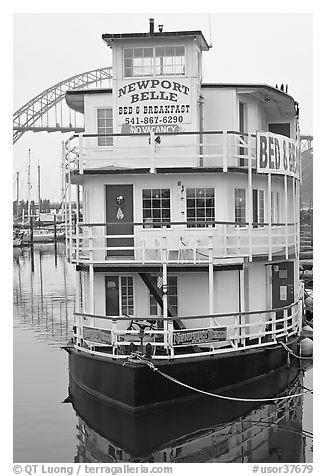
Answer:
124, 353, 313, 403
154, 368, 312, 402
281, 342, 313, 360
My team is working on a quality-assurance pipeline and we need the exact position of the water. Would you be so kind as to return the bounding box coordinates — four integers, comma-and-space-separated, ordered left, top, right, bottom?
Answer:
13, 244, 313, 463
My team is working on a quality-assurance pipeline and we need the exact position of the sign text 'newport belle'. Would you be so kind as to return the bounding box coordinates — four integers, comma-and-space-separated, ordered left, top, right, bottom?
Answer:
116, 78, 192, 133
118, 79, 190, 104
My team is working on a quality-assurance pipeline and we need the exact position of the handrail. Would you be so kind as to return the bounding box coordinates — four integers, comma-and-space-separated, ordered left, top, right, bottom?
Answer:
76, 220, 297, 227
74, 299, 300, 322
73, 299, 302, 359
72, 130, 257, 138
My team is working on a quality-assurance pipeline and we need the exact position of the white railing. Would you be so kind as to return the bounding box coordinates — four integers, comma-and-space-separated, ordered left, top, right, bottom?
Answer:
72, 300, 302, 360
67, 221, 298, 264
65, 130, 260, 173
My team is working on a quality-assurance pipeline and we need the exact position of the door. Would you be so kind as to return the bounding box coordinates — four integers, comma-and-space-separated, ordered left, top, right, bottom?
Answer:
105, 276, 120, 316
271, 261, 294, 316
106, 185, 134, 257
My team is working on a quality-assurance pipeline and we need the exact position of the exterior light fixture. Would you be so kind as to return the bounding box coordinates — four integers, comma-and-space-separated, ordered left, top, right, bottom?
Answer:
264, 97, 271, 108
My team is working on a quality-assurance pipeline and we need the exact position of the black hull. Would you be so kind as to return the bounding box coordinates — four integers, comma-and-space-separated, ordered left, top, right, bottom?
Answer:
67, 336, 300, 412
69, 360, 307, 461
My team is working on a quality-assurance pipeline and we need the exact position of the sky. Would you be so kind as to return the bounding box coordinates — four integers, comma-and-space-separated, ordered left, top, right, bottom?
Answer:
12, 12, 313, 202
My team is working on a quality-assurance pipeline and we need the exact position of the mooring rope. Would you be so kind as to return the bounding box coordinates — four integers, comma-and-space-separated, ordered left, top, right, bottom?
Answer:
123, 353, 313, 403
281, 342, 313, 360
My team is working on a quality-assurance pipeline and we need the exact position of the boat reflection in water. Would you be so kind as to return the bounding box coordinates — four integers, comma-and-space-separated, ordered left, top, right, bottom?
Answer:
69, 362, 312, 463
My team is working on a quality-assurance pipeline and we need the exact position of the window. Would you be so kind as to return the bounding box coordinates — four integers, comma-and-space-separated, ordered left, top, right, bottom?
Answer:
123, 46, 185, 78
239, 102, 248, 166
150, 275, 178, 316
142, 189, 171, 228
253, 189, 265, 227
124, 47, 154, 78
155, 46, 185, 76
121, 276, 134, 315
234, 189, 246, 224
186, 188, 215, 228
97, 108, 113, 146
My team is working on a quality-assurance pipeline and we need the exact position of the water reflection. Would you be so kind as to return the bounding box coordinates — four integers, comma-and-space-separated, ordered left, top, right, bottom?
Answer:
13, 243, 75, 346
69, 363, 312, 463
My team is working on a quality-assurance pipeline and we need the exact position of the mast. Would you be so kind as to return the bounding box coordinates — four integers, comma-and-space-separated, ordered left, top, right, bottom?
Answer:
38, 162, 41, 221
61, 141, 65, 220
16, 171, 19, 220
27, 149, 31, 220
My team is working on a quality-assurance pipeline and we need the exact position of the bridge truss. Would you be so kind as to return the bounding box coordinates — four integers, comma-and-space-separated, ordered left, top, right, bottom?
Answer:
13, 67, 112, 144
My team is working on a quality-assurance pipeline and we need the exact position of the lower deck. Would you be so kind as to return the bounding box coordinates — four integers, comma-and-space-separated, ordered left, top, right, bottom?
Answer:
67, 335, 300, 411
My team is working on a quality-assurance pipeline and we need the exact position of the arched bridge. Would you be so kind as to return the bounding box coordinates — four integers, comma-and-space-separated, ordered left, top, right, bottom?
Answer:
13, 67, 112, 144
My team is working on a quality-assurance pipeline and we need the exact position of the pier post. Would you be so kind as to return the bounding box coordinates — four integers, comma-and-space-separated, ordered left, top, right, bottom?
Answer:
30, 216, 34, 244
54, 214, 57, 242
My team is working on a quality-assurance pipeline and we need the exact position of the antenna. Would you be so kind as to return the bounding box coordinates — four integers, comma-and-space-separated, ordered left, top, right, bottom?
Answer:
208, 14, 213, 48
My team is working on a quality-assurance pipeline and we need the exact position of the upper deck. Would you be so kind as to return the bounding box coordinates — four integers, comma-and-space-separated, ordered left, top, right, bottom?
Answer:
66, 128, 300, 179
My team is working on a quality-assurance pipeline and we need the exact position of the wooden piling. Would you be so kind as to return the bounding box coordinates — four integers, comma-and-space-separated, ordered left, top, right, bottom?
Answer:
30, 216, 34, 244
54, 215, 57, 242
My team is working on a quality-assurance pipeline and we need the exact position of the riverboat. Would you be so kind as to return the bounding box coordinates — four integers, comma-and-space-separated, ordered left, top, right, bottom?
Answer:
63, 19, 303, 412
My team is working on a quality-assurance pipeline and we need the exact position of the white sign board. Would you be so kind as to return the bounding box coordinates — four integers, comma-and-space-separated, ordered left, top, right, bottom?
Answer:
117, 78, 192, 134
256, 132, 300, 179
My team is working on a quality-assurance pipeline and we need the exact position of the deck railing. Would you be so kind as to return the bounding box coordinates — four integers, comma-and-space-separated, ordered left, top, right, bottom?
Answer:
66, 130, 260, 173
66, 220, 298, 264
72, 299, 302, 360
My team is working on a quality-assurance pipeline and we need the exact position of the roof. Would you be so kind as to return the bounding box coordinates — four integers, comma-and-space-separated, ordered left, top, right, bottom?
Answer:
102, 30, 210, 51
65, 83, 297, 116
65, 89, 112, 113
202, 83, 296, 103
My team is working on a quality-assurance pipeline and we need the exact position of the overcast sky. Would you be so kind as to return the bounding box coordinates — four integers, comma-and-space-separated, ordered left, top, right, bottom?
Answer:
13, 12, 313, 202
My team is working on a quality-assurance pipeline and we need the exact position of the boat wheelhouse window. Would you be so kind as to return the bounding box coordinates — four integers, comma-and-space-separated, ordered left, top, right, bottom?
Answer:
123, 46, 185, 78
150, 275, 178, 316
155, 46, 185, 76
142, 189, 171, 228
234, 188, 246, 225
124, 47, 154, 78
97, 108, 113, 146
253, 189, 265, 227
186, 188, 215, 228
